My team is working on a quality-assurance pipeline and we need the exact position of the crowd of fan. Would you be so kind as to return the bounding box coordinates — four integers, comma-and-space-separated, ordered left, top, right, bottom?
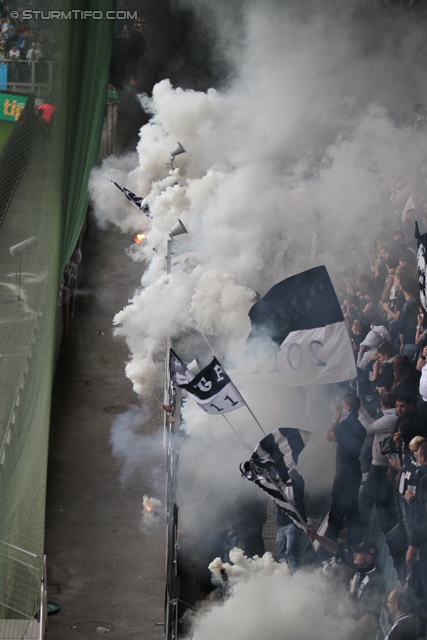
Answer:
297, 108, 427, 639
0, 2, 45, 63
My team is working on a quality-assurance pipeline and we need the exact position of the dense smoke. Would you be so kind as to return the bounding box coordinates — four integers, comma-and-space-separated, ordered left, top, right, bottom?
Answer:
91, 2, 427, 634
184, 549, 354, 640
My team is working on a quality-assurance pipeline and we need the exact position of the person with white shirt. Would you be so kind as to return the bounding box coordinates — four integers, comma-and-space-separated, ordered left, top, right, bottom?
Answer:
358, 393, 399, 534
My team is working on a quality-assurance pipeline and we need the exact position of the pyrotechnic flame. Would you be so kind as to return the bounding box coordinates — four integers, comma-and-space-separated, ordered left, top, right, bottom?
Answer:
134, 233, 146, 244
140, 495, 163, 531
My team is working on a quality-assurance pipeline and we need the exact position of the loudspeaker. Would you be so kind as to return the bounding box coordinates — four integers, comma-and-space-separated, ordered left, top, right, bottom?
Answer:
169, 219, 188, 238
171, 142, 185, 157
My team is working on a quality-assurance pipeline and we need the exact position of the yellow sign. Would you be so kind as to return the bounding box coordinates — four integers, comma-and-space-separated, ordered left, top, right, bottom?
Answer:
0, 93, 28, 121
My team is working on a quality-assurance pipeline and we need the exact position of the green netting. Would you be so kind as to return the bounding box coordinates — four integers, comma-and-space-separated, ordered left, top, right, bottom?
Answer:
0, 1, 114, 631
61, 0, 116, 270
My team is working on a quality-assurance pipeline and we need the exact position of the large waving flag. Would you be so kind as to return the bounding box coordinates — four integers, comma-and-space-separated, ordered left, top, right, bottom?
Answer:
240, 428, 311, 528
245, 265, 356, 386
169, 350, 245, 414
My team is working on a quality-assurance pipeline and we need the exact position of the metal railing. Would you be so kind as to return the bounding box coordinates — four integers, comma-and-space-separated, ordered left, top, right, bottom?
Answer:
0, 61, 53, 97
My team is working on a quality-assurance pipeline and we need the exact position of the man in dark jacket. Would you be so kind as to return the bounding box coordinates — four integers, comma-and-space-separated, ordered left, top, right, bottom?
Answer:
326, 393, 366, 543
306, 532, 385, 640
405, 441, 427, 528
384, 589, 417, 640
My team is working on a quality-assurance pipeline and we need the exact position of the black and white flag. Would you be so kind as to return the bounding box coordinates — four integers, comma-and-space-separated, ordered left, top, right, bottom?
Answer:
240, 428, 311, 528
103, 176, 150, 216
416, 222, 427, 312
169, 348, 195, 386
169, 350, 245, 414
245, 265, 356, 386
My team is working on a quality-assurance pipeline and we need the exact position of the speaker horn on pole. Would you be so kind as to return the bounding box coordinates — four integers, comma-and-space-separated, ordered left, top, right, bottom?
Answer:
171, 142, 185, 158
169, 219, 188, 238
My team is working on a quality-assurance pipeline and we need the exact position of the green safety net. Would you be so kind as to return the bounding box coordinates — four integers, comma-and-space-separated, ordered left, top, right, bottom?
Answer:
61, 0, 116, 271
0, 1, 114, 635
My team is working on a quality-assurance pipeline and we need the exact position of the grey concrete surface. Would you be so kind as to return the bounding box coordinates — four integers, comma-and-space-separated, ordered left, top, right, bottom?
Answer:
45, 214, 166, 640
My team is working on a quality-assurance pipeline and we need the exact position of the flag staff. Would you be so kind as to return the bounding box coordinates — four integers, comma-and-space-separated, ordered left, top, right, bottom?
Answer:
198, 330, 216, 354
244, 404, 266, 436
221, 415, 253, 451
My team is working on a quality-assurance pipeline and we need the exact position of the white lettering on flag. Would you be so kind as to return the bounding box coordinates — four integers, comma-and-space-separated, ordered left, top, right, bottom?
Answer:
252, 321, 356, 386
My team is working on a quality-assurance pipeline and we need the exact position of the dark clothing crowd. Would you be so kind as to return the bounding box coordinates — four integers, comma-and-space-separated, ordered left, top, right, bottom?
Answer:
309, 141, 427, 639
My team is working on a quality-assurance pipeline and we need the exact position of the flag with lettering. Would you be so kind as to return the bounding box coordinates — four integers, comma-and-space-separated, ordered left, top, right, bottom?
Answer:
416, 221, 427, 312
240, 428, 311, 528
103, 176, 150, 216
169, 350, 246, 414
245, 265, 356, 386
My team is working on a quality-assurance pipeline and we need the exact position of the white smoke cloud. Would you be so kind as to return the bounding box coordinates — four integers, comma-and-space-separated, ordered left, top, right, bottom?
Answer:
90, 12, 424, 400
110, 405, 163, 485
92, 4, 426, 629
185, 548, 354, 640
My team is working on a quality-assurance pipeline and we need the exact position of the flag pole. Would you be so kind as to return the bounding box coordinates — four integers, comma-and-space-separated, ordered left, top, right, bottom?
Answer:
221, 415, 253, 451
244, 403, 266, 436
198, 330, 216, 354
268, 476, 315, 549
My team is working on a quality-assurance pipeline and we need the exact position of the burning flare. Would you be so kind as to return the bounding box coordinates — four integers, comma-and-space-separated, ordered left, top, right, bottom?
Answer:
134, 233, 146, 244
140, 495, 164, 532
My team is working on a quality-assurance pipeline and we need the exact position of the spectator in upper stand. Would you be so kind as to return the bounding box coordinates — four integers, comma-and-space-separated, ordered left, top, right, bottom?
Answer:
417, 345, 427, 419
405, 441, 427, 528
357, 329, 383, 372
8, 44, 19, 60
384, 589, 417, 640
372, 342, 396, 391
326, 393, 366, 544
380, 254, 399, 300
342, 294, 361, 329
403, 208, 420, 251
406, 514, 427, 638
394, 394, 427, 441
382, 266, 408, 345
350, 319, 370, 357
305, 533, 385, 640
6, 17, 13, 40
405, 436, 426, 533
373, 242, 392, 289
349, 237, 371, 275
398, 250, 417, 278
356, 274, 380, 315
26, 42, 37, 60
414, 307, 427, 348
342, 267, 357, 295
401, 175, 427, 224
358, 393, 398, 534
377, 356, 419, 407
398, 275, 421, 360
16, 30, 27, 53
